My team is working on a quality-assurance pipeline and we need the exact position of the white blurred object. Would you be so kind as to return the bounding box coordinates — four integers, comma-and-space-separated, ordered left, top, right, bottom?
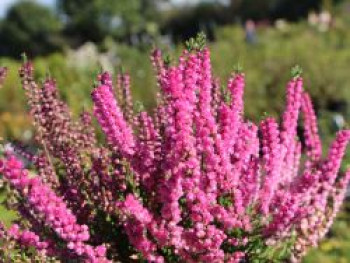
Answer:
4, 143, 14, 154
308, 12, 318, 26
332, 113, 345, 130
66, 42, 117, 72
318, 11, 331, 32
22, 129, 33, 141
307, 10, 332, 32
275, 19, 288, 31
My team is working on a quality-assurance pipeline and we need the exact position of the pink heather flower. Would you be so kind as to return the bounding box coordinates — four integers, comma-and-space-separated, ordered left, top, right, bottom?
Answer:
92, 79, 135, 156
133, 111, 159, 191
151, 48, 168, 89
7, 224, 50, 253
1, 43, 349, 262
220, 73, 245, 154
2, 156, 109, 262
301, 92, 322, 162
117, 194, 164, 262
120, 73, 134, 123
280, 77, 303, 183
281, 77, 303, 147
259, 117, 283, 214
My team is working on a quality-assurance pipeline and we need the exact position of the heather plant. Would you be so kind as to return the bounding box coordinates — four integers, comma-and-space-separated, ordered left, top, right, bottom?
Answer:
0, 36, 349, 263
2, 23, 350, 142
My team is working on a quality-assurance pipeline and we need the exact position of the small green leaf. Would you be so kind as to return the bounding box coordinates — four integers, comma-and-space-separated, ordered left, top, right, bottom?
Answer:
134, 101, 145, 113
163, 54, 172, 66
291, 65, 303, 78
185, 32, 207, 52
21, 52, 28, 63
234, 62, 244, 73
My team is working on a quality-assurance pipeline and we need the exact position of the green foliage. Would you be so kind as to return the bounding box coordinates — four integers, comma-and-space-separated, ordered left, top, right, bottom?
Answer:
218, 194, 233, 208
58, 0, 164, 44
160, 247, 181, 262
228, 0, 343, 21
185, 31, 207, 51
0, 1, 63, 57
234, 62, 244, 74
220, 226, 296, 262
291, 65, 303, 78
210, 23, 350, 122
0, 192, 17, 227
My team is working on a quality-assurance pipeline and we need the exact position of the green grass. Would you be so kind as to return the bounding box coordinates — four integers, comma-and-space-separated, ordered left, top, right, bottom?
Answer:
0, 192, 17, 227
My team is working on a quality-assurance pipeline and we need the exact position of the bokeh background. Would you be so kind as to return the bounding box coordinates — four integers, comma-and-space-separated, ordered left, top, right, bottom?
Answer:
0, 0, 349, 261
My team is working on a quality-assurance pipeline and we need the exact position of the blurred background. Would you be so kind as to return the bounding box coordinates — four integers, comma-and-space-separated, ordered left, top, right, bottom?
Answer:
0, 0, 349, 261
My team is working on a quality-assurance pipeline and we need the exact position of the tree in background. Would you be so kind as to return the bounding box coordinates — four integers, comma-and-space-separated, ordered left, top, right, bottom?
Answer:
0, 1, 63, 58
161, 2, 228, 43
269, 0, 323, 21
161, 0, 340, 43
229, 0, 341, 21
0, 0, 344, 58
57, 0, 164, 46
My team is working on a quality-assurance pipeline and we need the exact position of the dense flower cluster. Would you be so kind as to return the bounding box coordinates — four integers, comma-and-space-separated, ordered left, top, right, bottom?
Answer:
0, 41, 349, 262
1, 156, 109, 262
6, 224, 50, 253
